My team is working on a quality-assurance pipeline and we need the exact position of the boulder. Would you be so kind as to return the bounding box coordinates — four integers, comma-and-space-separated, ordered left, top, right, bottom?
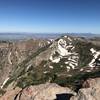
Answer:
71, 78, 100, 100
0, 83, 75, 100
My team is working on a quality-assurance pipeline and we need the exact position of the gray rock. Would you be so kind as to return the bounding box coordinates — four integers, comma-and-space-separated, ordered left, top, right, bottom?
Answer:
0, 83, 76, 100
71, 78, 100, 100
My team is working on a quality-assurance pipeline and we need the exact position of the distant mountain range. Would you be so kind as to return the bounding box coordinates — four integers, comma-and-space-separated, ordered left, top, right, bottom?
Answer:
0, 33, 100, 40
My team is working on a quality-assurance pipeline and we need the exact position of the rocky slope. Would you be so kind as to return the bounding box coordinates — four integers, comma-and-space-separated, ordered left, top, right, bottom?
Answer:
0, 35, 100, 99
0, 39, 50, 89
71, 77, 100, 100
0, 77, 100, 100
0, 83, 76, 100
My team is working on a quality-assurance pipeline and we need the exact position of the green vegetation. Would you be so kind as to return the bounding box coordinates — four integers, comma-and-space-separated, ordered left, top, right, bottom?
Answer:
75, 41, 93, 67
52, 69, 100, 91
0, 89, 5, 95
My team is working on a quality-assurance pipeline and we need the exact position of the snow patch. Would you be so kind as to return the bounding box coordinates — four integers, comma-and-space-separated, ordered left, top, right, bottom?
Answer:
80, 68, 84, 71
66, 66, 70, 69
49, 66, 53, 69
65, 62, 69, 64
43, 71, 49, 74
89, 48, 100, 67
66, 66, 70, 72
47, 41, 51, 44
90, 48, 96, 53
1, 78, 9, 89
26, 64, 32, 71
50, 55, 60, 63
69, 63, 75, 69
64, 36, 68, 38
49, 39, 54, 42
57, 39, 72, 56
8, 52, 12, 65
68, 37, 72, 41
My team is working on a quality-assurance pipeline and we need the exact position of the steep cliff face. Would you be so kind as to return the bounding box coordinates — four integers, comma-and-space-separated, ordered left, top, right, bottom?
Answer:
0, 35, 100, 99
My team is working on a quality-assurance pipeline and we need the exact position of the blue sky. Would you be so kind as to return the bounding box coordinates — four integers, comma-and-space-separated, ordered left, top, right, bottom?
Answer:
0, 0, 100, 33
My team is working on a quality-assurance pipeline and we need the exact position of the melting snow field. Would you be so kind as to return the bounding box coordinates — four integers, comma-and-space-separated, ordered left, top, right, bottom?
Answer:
57, 39, 73, 56
50, 37, 79, 70
49, 37, 100, 71
89, 48, 100, 67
